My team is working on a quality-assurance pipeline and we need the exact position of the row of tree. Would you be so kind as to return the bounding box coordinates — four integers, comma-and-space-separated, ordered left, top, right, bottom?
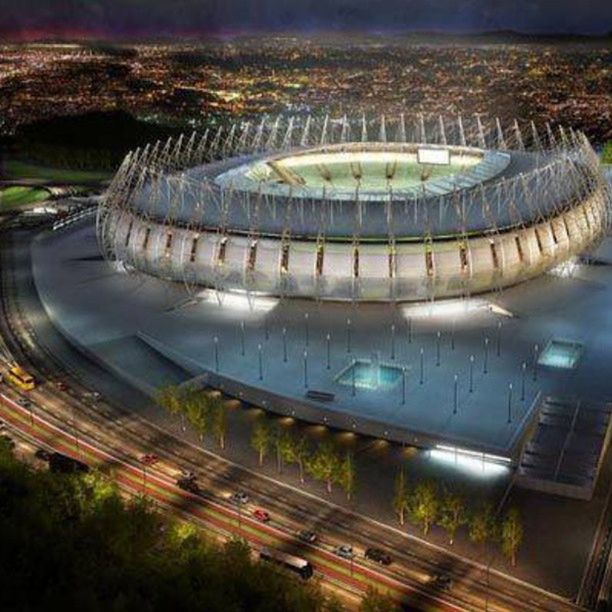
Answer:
156, 385, 227, 449
0, 436, 345, 611
393, 470, 523, 566
251, 420, 356, 501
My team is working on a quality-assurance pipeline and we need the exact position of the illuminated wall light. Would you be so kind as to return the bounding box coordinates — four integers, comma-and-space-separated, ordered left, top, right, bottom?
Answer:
196, 288, 278, 313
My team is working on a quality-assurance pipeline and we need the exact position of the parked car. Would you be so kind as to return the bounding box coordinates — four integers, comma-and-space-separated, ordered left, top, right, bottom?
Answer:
56, 381, 69, 392
364, 547, 392, 566
334, 544, 354, 560
17, 397, 31, 408
298, 530, 317, 544
231, 491, 249, 505
252, 508, 270, 522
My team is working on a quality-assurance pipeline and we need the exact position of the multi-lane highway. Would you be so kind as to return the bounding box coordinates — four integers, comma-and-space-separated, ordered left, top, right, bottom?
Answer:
0, 221, 589, 611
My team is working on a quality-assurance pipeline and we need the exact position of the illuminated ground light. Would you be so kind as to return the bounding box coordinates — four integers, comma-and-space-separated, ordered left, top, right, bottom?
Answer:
196, 288, 279, 314
429, 444, 511, 478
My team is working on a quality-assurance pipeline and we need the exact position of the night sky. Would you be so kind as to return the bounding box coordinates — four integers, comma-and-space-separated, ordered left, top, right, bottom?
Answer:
1, 0, 611, 39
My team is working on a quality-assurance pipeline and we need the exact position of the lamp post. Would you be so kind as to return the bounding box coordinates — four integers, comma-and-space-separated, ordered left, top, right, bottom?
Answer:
496, 321, 502, 357
326, 333, 331, 370
469, 354, 474, 393
282, 327, 287, 363
304, 312, 309, 347
419, 347, 424, 385
483, 336, 489, 374
436, 331, 441, 366
303, 350, 308, 388
240, 320, 245, 356
533, 343, 539, 381
521, 361, 526, 401
346, 318, 352, 354
407, 317, 412, 344
258, 344, 263, 380
453, 374, 458, 415
507, 383, 513, 423
214, 336, 219, 372
390, 324, 396, 360
401, 367, 406, 405
351, 360, 356, 397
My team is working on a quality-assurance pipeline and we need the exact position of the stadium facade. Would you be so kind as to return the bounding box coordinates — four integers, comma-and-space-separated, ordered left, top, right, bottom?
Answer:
97, 114, 610, 302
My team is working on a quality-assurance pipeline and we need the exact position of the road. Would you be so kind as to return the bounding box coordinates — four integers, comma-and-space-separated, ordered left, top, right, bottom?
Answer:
0, 222, 586, 611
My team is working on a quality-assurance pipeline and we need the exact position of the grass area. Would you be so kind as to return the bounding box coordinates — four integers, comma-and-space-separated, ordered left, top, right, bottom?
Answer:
0, 186, 50, 210
4, 159, 111, 184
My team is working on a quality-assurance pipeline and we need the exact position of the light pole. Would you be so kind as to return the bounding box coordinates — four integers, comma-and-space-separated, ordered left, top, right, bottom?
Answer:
496, 320, 502, 356
453, 374, 458, 415
483, 336, 489, 374
346, 318, 352, 354
240, 320, 245, 356
304, 312, 310, 347
436, 331, 441, 366
521, 361, 526, 401
351, 360, 356, 397
419, 347, 424, 385
469, 354, 474, 393
214, 336, 219, 372
507, 383, 513, 423
401, 367, 406, 405
533, 343, 539, 381
303, 350, 308, 388
326, 333, 331, 370
258, 344, 263, 380
282, 327, 287, 363
390, 324, 396, 360
407, 317, 412, 344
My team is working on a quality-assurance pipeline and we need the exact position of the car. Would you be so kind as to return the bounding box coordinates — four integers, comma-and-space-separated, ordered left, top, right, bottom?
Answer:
253, 508, 270, 522
432, 573, 453, 591
34, 448, 51, 462
17, 397, 31, 408
334, 544, 354, 560
139, 453, 159, 466
176, 477, 200, 494
364, 547, 392, 566
298, 530, 317, 544
181, 470, 196, 481
56, 381, 69, 392
230, 491, 249, 505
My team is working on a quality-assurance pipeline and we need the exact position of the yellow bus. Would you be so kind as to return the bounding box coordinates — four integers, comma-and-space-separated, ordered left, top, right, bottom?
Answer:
5, 366, 35, 391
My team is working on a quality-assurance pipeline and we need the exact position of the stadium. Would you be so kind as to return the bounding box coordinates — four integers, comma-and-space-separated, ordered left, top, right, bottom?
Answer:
98, 114, 610, 302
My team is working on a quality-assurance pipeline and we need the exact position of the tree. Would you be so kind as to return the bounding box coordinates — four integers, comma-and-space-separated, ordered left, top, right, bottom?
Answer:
185, 390, 209, 442
469, 502, 497, 550
209, 395, 227, 450
292, 435, 310, 484
275, 428, 295, 474
501, 507, 523, 566
409, 480, 439, 535
602, 141, 612, 165
360, 586, 400, 612
155, 385, 184, 423
392, 467, 410, 526
308, 439, 340, 494
438, 490, 467, 545
337, 451, 356, 501
251, 419, 271, 467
